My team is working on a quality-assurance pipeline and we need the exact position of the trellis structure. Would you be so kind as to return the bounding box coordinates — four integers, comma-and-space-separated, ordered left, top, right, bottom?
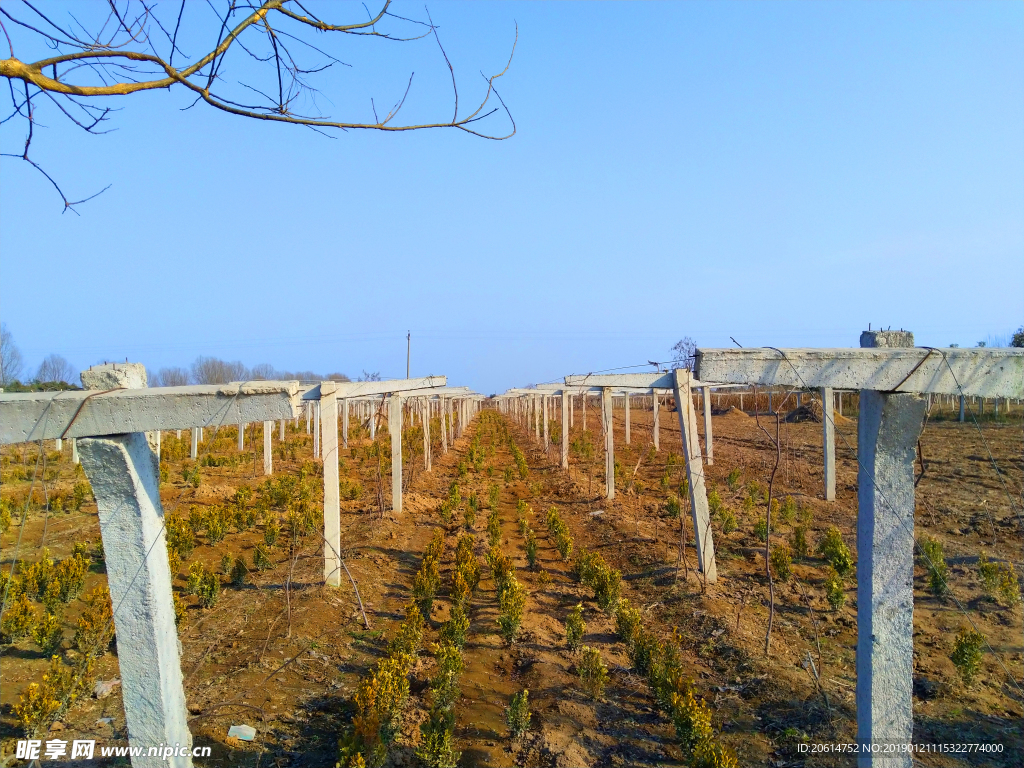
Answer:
695, 334, 1023, 767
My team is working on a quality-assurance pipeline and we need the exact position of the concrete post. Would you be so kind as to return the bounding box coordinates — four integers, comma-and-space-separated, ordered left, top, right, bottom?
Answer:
71, 438, 79, 464
570, 394, 574, 428
582, 394, 587, 431
854, 328, 922, 767
856, 391, 925, 767
313, 402, 321, 458
822, 387, 836, 502
837, 391, 843, 417
672, 369, 717, 583
561, 391, 570, 470
305, 402, 311, 434
422, 400, 431, 471
55, 438, 62, 451
533, 395, 540, 441
189, 427, 198, 460
543, 395, 550, 451
440, 397, 448, 453
155, 431, 160, 460
389, 395, 403, 514
369, 401, 377, 440
321, 389, 341, 586
342, 398, 349, 449
78, 435, 193, 768
279, 419, 285, 441
702, 385, 713, 466
263, 421, 272, 476
652, 392, 660, 451
198, 428, 203, 443
624, 393, 631, 445
237, 423, 245, 452
958, 395, 965, 422
602, 387, 614, 500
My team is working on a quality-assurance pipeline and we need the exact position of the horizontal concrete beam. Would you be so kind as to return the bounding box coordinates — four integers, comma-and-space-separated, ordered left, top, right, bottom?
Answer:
695, 348, 1024, 398
301, 376, 446, 401
0, 382, 300, 445
565, 372, 675, 389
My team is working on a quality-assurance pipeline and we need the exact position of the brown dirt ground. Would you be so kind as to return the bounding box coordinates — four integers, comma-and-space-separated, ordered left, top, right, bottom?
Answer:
1, 396, 1021, 768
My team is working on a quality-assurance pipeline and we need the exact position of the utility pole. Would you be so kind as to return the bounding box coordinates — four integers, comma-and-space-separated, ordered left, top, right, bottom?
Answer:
406, 331, 411, 378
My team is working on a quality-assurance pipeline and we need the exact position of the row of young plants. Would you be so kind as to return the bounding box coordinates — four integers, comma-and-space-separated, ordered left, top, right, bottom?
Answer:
545, 506, 737, 766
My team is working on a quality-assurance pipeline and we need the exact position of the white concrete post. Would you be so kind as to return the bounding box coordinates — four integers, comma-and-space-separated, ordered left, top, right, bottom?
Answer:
582, 394, 587, 431
342, 398, 349, 449
602, 387, 614, 500
624, 393, 631, 445
570, 394, 574, 428
78, 434, 193, 768
55, 438, 62, 452
71, 438, 79, 464
305, 402, 311, 434
958, 395, 965, 422
422, 400, 431, 471
279, 419, 285, 441
189, 427, 198, 460
321, 389, 341, 587
822, 387, 836, 501
389, 394, 403, 514
543, 395, 550, 451
702, 385, 713, 466
155, 431, 161, 460
313, 402, 321, 457
175, 430, 181, 440
369, 401, 377, 440
855, 331, 925, 767
837, 391, 843, 417
237, 422, 245, 452
263, 420, 272, 476
672, 369, 717, 583
441, 397, 448, 454
652, 392, 660, 451
561, 391, 570, 470
533, 395, 540, 441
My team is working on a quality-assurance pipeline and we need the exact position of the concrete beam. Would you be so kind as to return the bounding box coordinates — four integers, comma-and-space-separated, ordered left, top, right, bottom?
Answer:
301, 375, 446, 401
0, 382, 301, 445
566, 372, 674, 389
695, 348, 1023, 398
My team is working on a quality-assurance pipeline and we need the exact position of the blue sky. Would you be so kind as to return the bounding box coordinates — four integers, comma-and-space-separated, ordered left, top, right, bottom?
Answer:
1, 1, 1021, 393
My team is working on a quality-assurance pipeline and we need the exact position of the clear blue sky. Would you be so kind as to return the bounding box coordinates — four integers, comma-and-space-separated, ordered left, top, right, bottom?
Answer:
2, 1, 1021, 393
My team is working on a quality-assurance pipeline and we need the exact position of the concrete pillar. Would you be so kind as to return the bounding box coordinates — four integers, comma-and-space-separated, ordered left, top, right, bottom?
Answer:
543, 395, 550, 451
190, 427, 198, 460
652, 392, 660, 451
561, 391, 570, 469
78, 435, 193, 768
71, 438, 79, 464
321, 390, 341, 586
624, 393, 631, 445
279, 419, 285, 441
441, 397, 448, 453
570, 394, 574, 428
389, 395, 403, 514
582, 394, 587, 431
602, 387, 614, 500
305, 402, 311, 434
263, 421, 272, 475
856, 391, 926, 767
837, 391, 843, 417
422, 400, 431, 471
55, 438, 62, 451
533, 395, 540, 441
198, 428, 203, 443
176, 430, 181, 439
155, 430, 160, 460
314, 401, 321, 458
702, 385, 713, 466
342, 398, 349, 449
238, 422, 245, 452
672, 369, 717, 582
822, 388, 836, 501
369, 400, 377, 440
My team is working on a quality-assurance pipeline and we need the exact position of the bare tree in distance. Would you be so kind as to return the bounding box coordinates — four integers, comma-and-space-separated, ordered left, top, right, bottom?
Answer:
190, 356, 247, 385
248, 363, 276, 380
0, 0, 517, 212
670, 336, 697, 370
154, 367, 189, 387
0, 323, 24, 386
35, 354, 74, 384
359, 371, 382, 382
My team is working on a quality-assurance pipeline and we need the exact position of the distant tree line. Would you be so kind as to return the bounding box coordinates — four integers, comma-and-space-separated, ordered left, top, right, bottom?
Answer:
0, 324, 378, 389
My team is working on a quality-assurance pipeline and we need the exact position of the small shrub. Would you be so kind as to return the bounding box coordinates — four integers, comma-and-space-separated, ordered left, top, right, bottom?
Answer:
978, 554, 1021, 607
818, 526, 853, 576
753, 517, 768, 543
196, 567, 219, 608
430, 641, 464, 709
823, 568, 845, 611
664, 495, 681, 519
770, 543, 792, 582
565, 603, 585, 653
263, 516, 280, 548
220, 553, 232, 575
780, 495, 797, 524
72, 587, 114, 656
707, 490, 722, 516
32, 613, 63, 656
918, 536, 948, 597
950, 627, 985, 686
725, 468, 742, 492
791, 526, 808, 559
14, 655, 92, 738
388, 602, 424, 657
1, 591, 35, 643
413, 557, 441, 618
487, 511, 501, 548
718, 507, 737, 534
506, 688, 531, 738
230, 557, 248, 586
497, 577, 526, 646
577, 646, 608, 698
439, 603, 469, 648
525, 530, 538, 569
670, 685, 713, 751
253, 543, 273, 572
615, 600, 642, 649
